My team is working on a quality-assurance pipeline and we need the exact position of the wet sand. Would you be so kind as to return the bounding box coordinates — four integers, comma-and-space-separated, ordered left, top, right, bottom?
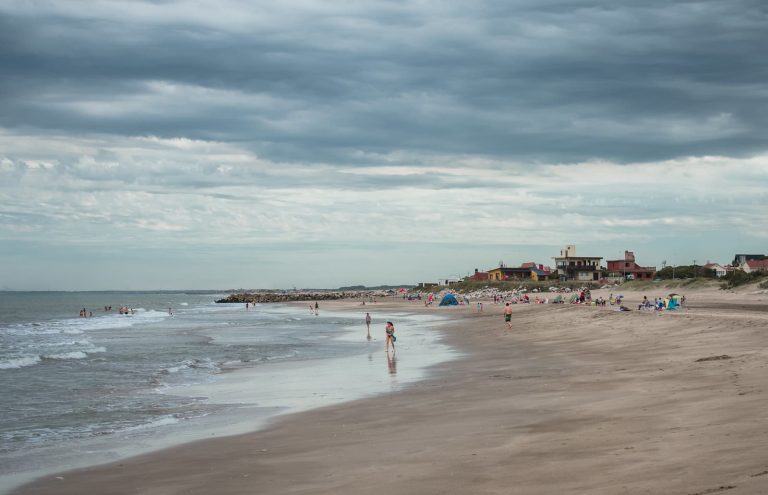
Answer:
13, 289, 768, 494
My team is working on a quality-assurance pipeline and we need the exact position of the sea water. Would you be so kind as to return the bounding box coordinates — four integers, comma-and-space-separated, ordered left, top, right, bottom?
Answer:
0, 292, 456, 492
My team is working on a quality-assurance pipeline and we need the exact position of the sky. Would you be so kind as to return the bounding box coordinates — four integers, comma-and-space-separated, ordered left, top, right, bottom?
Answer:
1, 0, 767, 290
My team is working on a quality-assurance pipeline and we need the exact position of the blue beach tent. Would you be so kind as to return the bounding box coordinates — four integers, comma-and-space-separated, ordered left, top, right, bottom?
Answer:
667, 297, 679, 310
439, 293, 459, 306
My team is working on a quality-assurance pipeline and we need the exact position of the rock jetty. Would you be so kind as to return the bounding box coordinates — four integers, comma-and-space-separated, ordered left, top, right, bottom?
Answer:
215, 291, 384, 304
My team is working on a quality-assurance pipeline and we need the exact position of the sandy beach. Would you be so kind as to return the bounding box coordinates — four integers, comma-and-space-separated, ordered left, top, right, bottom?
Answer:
13, 287, 768, 495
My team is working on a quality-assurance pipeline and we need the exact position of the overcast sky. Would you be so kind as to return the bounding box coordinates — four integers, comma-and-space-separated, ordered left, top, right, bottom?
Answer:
1, 0, 767, 290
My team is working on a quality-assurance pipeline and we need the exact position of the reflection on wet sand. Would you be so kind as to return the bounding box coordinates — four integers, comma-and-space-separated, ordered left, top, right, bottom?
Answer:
387, 351, 397, 375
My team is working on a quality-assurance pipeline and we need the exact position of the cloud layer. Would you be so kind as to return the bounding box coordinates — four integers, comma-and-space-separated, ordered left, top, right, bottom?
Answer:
1, 1, 767, 288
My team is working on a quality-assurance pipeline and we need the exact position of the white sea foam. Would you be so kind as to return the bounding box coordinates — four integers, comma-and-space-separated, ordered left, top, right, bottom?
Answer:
0, 355, 42, 369
43, 351, 89, 360
1, 310, 171, 337
162, 357, 218, 374
39, 339, 92, 347
3, 346, 107, 367
121, 415, 180, 432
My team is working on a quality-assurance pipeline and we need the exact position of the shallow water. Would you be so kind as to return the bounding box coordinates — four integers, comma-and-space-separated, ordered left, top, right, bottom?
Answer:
0, 292, 457, 492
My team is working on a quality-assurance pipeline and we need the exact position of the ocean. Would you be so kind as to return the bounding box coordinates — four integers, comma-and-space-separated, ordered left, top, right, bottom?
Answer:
0, 291, 456, 492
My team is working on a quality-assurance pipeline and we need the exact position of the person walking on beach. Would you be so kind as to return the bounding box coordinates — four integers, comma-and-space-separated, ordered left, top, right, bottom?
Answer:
365, 312, 372, 340
314, 301, 319, 316
385, 321, 396, 352
504, 302, 513, 329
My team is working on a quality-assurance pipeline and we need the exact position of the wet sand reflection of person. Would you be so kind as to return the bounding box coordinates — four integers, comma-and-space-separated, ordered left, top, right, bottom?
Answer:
387, 352, 397, 375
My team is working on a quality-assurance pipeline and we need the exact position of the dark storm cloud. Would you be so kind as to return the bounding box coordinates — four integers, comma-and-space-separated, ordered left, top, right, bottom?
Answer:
1, 0, 767, 164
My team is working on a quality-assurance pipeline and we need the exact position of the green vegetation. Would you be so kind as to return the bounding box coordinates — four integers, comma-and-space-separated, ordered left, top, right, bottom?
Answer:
620, 278, 719, 291
655, 265, 718, 280
719, 270, 768, 289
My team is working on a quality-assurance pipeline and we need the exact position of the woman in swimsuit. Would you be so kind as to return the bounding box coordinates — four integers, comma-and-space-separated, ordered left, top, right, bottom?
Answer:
385, 321, 396, 352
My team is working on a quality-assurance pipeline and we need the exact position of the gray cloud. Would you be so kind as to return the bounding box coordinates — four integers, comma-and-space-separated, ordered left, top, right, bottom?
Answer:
1, 1, 767, 164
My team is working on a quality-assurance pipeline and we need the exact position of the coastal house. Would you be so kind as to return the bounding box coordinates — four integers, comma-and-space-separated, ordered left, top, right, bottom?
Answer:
486, 264, 552, 282
438, 276, 462, 286
552, 245, 602, 282
529, 267, 551, 282
742, 259, 768, 274
522, 262, 552, 281
606, 250, 656, 281
703, 262, 727, 278
469, 269, 490, 281
521, 262, 553, 275
733, 254, 766, 266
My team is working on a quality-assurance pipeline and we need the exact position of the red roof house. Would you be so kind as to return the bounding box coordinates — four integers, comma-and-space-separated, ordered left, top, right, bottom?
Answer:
606, 250, 656, 280
743, 259, 768, 273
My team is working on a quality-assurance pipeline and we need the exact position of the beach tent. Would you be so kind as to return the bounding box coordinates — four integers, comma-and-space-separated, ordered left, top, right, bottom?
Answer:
439, 293, 459, 306
667, 298, 679, 310
667, 295, 682, 310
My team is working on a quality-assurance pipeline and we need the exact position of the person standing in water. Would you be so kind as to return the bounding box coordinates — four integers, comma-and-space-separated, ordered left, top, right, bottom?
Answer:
504, 302, 513, 329
365, 312, 372, 340
385, 321, 396, 352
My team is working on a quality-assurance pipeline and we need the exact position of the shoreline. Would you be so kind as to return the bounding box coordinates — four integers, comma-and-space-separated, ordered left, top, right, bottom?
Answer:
13, 293, 768, 494
2, 301, 457, 494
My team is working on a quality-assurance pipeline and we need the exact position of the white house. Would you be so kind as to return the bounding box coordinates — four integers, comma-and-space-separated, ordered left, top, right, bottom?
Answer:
703, 263, 727, 278
438, 276, 462, 286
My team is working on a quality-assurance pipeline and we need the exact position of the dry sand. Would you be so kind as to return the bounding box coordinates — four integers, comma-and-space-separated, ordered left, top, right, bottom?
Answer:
14, 287, 768, 494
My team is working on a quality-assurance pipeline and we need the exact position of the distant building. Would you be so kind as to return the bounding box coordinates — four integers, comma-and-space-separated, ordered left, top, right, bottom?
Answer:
703, 263, 727, 278
733, 254, 766, 266
486, 265, 552, 282
606, 250, 656, 281
742, 259, 768, 274
552, 245, 602, 282
438, 276, 462, 286
470, 269, 490, 281
521, 262, 553, 274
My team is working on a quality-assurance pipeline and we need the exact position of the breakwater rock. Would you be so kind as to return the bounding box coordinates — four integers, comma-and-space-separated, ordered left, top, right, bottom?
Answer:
215, 291, 383, 304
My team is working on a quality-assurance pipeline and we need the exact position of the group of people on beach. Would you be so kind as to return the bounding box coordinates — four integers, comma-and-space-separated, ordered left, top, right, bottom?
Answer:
78, 308, 92, 317
637, 295, 685, 311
